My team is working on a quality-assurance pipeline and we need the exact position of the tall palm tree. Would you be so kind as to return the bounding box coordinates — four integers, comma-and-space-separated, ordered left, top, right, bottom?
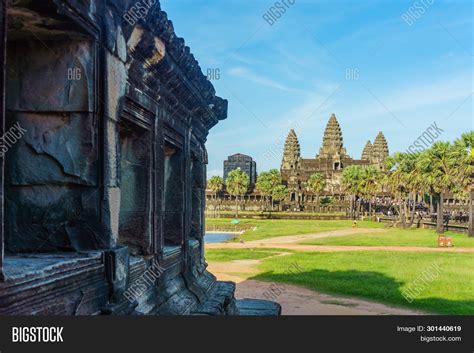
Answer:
256, 169, 281, 211
417, 142, 458, 234
384, 153, 410, 227
390, 152, 425, 227
207, 176, 224, 217
453, 131, 473, 236
360, 166, 381, 217
342, 166, 365, 219
306, 172, 326, 212
225, 168, 250, 218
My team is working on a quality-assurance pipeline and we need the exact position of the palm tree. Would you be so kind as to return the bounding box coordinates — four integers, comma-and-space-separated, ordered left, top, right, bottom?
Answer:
255, 169, 281, 211
403, 153, 426, 227
207, 176, 224, 217
342, 166, 365, 219
225, 168, 250, 218
306, 172, 326, 212
453, 131, 473, 236
360, 166, 381, 217
384, 153, 410, 227
272, 185, 289, 211
417, 142, 458, 234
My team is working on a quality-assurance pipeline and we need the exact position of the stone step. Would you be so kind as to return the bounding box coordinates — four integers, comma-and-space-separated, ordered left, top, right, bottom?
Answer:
236, 299, 281, 316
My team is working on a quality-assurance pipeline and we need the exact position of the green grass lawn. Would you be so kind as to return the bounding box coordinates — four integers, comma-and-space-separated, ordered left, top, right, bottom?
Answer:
303, 228, 474, 248
254, 251, 474, 315
205, 248, 474, 315
205, 219, 474, 314
206, 218, 385, 242
205, 248, 282, 262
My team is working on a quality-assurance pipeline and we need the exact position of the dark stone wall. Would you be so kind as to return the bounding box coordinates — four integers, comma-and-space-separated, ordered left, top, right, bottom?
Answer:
2, 0, 227, 255
5, 37, 99, 252
0, 0, 237, 315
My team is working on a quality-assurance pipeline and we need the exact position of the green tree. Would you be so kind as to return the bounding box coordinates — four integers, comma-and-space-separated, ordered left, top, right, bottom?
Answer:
225, 168, 250, 217
207, 176, 224, 217
342, 166, 365, 219
384, 153, 411, 227
417, 142, 459, 234
402, 153, 426, 226
255, 169, 281, 211
306, 172, 326, 212
272, 185, 289, 211
453, 131, 474, 236
360, 165, 381, 217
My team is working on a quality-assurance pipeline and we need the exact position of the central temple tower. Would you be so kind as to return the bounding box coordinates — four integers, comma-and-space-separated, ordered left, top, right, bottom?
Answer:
317, 114, 348, 159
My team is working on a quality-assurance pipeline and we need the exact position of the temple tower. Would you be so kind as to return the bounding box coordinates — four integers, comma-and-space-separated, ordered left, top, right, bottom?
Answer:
361, 140, 373, 161
371, 132, 389, 169
281, 129, 301, 171
317, 114, 347, 159
281, 129, 303, 207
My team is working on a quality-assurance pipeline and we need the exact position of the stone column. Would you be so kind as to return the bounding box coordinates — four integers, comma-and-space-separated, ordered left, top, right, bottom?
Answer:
101, 48, 127, 249
183, 128, 192, 270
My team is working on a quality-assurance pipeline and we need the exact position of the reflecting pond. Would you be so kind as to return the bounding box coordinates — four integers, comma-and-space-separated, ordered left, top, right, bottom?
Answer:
204, 233, 238, 243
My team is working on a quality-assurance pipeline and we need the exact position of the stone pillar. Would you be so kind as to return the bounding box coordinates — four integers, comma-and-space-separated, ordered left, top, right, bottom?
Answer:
183, 128, 192, 270
101, 49, 127, 249
201, 147, 209, 268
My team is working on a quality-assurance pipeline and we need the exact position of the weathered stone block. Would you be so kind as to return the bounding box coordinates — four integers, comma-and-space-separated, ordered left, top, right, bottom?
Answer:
6, 112, 98, 186
5, 185, 102, 252
105, 52, 127, 122
6, 40, 94, 112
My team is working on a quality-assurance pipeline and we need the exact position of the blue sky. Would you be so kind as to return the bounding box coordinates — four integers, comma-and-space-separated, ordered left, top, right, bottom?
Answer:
160, 0, 473, 178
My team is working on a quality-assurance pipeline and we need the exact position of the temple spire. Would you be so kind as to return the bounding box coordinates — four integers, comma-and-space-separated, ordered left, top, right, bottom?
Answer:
371, 132, 389, 169
281, 129, 301, 171
317, 114, 347, 158
362, 140, 373, 161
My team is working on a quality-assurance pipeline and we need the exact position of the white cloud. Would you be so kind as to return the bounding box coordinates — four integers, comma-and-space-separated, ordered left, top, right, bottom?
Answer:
228, 66, 301, 92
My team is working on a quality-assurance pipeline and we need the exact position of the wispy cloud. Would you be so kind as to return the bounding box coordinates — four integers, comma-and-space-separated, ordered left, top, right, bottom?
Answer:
355, 72, 472, 121
228, 66, 301, 92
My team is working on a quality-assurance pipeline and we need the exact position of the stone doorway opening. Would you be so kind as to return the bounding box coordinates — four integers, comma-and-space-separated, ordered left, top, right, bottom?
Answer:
118, 120, 153, 255
163, 141, 184, 246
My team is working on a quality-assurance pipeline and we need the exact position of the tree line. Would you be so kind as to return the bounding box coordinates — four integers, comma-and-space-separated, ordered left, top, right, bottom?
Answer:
207, 131, 473, 235
342, 132, 473, 235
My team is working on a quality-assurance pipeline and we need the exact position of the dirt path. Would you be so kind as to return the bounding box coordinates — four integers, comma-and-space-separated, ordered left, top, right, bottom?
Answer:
207, 260, 426, 315
246, 227, 387, 245
208, 243, 474, 253
206, 227, 474, 253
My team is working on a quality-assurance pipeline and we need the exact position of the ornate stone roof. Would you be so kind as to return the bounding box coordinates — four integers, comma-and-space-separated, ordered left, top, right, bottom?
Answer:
372, 132, 389, 164
281, 129, 301, 170
362, 140, 373, 161
317, 114, 347, 158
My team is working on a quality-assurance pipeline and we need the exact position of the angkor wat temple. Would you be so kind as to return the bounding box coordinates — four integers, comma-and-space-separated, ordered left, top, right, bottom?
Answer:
0, 1, 279, 315
280, 114, 389, 209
